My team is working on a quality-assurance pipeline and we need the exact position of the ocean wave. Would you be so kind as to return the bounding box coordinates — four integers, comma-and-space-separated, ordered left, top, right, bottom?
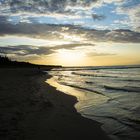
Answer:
52, 65, 140, 71
59, 82, 106, 96
85, 81, 95, 84
104, 85, 140, 92
122, 79, 140, 82
127, 118, 140, 127
83, 114, 140, 131
72, 72, 118, 78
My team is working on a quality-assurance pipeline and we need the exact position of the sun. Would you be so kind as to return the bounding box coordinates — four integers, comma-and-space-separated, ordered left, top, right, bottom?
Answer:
56, 49, 85, 66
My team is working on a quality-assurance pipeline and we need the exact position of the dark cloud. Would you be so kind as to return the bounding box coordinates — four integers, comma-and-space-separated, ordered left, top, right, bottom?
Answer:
0, 22, 61, 38
0, 43, 114, 61
0, 45, 53, 56
92, 14, 106, 21
53, 43, 94, 50
0, 16, 8, 23
105, 29, 140, 43
0, 23, 140, 43
0, 42, 93, 57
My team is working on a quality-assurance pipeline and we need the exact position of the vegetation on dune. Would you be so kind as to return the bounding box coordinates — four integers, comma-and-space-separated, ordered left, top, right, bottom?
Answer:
0, 55, 62, 69
0, 55, 37, 67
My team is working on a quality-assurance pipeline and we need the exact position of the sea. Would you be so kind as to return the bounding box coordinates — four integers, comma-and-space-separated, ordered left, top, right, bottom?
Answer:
46, 65, 140, 140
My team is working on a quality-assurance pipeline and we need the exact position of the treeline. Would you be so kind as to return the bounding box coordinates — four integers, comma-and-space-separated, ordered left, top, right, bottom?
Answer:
0, 55, 39, 68
0, 55, 62, 69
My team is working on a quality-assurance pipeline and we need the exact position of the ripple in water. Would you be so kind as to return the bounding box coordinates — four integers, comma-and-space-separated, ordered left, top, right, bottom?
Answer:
47, 66, 140, 140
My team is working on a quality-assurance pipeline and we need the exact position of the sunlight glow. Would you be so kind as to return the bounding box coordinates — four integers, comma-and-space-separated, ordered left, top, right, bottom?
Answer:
0, 35, 72, 46
61, 33, 85, 42
56, 49, 85, 66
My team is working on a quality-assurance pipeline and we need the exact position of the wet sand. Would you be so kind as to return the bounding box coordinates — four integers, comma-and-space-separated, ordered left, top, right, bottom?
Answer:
0, 68, 111, 140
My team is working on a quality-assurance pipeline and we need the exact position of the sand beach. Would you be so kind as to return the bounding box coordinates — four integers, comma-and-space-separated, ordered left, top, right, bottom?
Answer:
0, 68, 110, 140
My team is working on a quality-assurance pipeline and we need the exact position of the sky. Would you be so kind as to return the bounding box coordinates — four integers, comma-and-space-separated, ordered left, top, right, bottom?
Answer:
0, 0, 140, 66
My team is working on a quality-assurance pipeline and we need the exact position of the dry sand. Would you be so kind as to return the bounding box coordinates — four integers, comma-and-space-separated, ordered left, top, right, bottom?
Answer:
0, 68, 111, 140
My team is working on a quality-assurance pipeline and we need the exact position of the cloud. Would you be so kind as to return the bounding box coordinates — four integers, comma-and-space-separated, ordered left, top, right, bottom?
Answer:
0, 0, 98, 14
116, 2, 140, 32
0, 0, 105, 25
92, 13, 106, 20
52, 43, 94, 50
0, 23, 62, 38
0, 45, 53, 56
0, 23, 140, 43
87, 52, 116, 57
105, 29, 140, 43
92, 0, 124, 8
0, 0, 132, 31
0, 42, 94, 59
0, 16, 8, 22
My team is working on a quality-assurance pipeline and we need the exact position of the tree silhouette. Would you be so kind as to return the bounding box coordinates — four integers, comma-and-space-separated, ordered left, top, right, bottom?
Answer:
0, 55, 62, 69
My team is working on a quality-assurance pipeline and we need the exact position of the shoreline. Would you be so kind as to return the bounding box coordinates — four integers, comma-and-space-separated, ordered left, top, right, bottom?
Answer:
0, 68, 110, 140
